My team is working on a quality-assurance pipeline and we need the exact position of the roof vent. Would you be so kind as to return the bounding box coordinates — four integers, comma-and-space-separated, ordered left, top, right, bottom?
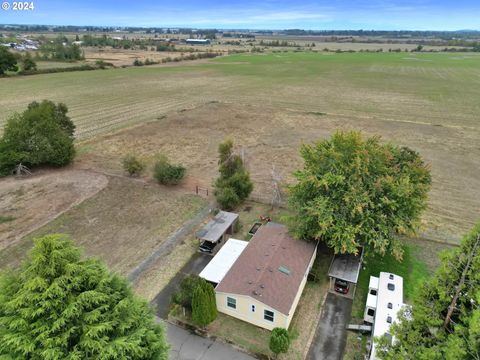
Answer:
248, 280, 253, 284
387, 283, 395, 291
387, 302, 393, 309
256, 267, 261, 271
387, 316, 392, 324
389, 274, 394, 280
260, 284, 265, 289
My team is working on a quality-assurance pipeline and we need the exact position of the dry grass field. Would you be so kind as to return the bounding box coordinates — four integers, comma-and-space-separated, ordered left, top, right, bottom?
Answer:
0, 174, 206, 274
1, 52, 479, 243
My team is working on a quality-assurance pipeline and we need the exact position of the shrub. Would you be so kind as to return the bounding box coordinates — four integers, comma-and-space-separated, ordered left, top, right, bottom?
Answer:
153, 155, 186, 185
172, 275, 203, 309
269, 328, 290, 357
122, 154, 145, 176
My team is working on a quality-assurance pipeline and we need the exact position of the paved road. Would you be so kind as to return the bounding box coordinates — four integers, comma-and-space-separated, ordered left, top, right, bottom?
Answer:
152, 252, 212, 318
167, 322, 255, 360
308, 292, 353, 360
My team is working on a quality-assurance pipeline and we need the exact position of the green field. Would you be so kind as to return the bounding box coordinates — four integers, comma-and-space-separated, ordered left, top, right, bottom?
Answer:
1, 51, 479, 241
2, 52, 480, 136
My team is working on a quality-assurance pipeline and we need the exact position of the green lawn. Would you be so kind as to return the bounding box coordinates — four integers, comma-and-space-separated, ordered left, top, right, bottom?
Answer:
352, 244, 430, 319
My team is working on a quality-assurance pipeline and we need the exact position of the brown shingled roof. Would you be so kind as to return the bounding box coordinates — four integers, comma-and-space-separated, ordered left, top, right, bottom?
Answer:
215, 222, 317, 315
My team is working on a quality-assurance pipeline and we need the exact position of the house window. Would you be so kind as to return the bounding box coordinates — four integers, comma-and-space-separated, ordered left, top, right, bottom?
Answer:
370, 289, 377, 296
264, 309, 274, 322
227, 297, 236, 309
387, 302, 393, 309
367, 308, 375, 317
251, 305, 256, 312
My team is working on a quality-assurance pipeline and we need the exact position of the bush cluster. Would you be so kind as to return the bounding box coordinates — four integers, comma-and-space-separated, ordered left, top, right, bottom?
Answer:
153, 155, 186, 185
122, 154, 145, 177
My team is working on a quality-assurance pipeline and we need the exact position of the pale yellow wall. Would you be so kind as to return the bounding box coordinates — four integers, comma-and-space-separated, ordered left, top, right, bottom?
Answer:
216, 246, 317, 331
216, 292, 288, 331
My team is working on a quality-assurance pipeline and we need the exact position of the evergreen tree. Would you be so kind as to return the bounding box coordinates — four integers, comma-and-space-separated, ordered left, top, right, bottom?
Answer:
286, 131, 431, 259
214, 139, 253, 210
269, 327, 290, 357
376, 222, 480, 359
191, 279, 217, 327
0, 234, 169, 359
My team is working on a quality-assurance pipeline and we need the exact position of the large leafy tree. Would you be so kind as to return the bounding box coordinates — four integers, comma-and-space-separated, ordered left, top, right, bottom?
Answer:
376, 223, 480, 360
0, 234, 169, 359
287, 131, 431, 259
214, 139, 253, 210
0, 100, 75, 176
0, 46, 18, 75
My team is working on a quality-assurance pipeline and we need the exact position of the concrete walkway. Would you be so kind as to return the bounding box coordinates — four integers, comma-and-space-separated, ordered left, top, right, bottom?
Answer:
167, 322, 255, 360
308, 292, 353, 360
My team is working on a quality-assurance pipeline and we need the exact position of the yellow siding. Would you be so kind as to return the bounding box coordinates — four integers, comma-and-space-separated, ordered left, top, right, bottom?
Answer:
216, 247, 317, 331
216, 292, 288, 330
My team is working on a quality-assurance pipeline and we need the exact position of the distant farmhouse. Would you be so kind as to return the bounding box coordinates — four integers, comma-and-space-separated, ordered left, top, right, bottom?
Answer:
200, 222, 317, 330
185, 38, 211, 45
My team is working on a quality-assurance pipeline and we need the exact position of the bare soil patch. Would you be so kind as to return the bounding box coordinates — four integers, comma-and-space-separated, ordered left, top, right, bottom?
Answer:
0, 169, 108, 252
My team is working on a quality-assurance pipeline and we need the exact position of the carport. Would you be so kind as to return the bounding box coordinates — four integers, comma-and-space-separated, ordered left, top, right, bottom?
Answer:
196, 211, 239, 253
328, 249, 363, 299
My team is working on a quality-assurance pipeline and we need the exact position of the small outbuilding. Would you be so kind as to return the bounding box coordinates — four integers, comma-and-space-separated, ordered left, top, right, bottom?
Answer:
328, 249, 363, 299
196, 211, 238, 253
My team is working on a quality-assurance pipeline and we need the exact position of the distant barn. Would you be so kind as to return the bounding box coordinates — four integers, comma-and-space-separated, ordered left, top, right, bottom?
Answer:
185, 38, 211, 45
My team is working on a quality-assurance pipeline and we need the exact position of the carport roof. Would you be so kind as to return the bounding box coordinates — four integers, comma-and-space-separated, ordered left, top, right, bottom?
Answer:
196, 211, 238, 243
328, 251, 363, 284
199, 239, 248, 284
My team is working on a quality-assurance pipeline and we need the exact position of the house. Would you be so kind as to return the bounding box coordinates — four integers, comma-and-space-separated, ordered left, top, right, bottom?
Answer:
214, 223, 317, 330
196, 211, 238, 254
185, 38, 211, 45
327, 250, 363, 299
364, 272, 405, 360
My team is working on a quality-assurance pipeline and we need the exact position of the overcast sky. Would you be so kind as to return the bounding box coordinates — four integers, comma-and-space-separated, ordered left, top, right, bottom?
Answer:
0, 0, 479, 30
